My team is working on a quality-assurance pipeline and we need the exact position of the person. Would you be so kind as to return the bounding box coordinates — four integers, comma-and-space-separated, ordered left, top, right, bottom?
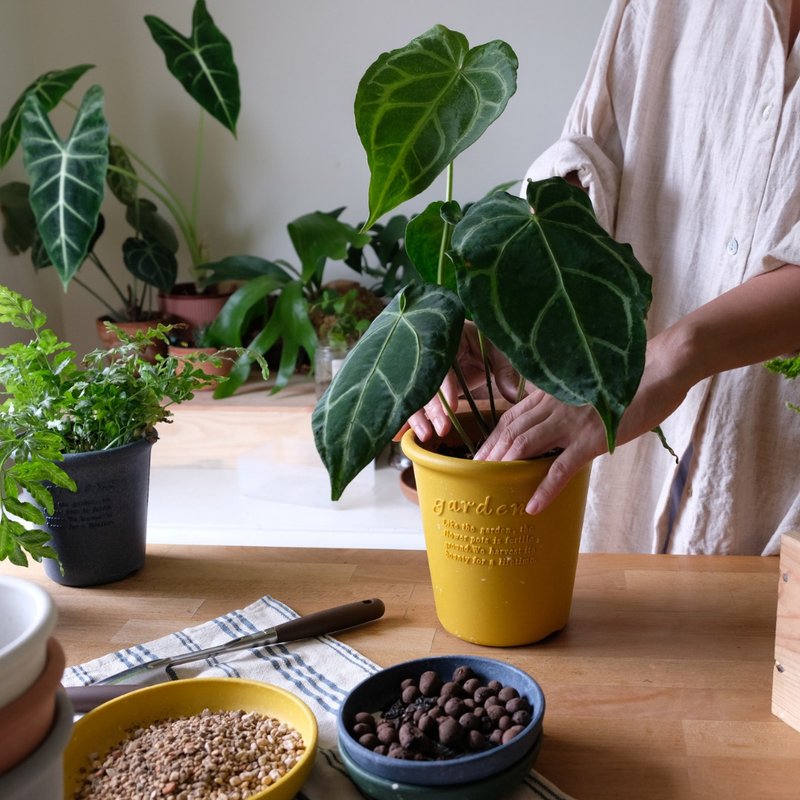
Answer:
403, 0, 800, 556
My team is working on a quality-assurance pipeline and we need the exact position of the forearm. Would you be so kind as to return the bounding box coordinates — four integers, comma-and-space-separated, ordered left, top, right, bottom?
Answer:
659, 264, 800, 388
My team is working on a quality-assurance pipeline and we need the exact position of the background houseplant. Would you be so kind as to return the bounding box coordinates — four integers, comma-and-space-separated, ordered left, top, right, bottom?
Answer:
0, 283, 266, 583
0, 0, 251, 336
200, 208, 402, 396
312, 25, 655, 645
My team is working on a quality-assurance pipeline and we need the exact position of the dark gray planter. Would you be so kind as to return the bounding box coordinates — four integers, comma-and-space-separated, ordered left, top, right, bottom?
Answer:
42, 438, 155, 587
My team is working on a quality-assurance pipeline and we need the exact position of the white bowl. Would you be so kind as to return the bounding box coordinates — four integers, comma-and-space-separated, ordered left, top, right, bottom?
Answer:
0, 577, 57, 708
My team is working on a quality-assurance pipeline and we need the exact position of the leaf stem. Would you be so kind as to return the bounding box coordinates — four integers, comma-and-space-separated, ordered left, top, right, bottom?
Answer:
436, 388, 476, 457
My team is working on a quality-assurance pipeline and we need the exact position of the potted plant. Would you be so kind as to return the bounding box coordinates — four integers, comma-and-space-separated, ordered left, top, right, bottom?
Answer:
200, 208, 390, 396
0, 283, 267, 586
0, 0, 252, 343
312, 25, 663, 646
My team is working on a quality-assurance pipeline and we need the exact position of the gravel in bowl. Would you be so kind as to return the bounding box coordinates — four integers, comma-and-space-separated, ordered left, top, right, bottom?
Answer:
337, 655, 544, 787
63, 678, 318, 800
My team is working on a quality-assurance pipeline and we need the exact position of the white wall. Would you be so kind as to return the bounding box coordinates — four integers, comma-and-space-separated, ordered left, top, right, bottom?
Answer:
0, 0, 610, 354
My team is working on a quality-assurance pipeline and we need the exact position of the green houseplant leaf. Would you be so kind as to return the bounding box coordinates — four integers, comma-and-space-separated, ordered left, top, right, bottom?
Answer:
355, 24, 518, 229
312, 282, 465, 500
20, 85, 109, 288
145, 0, 240, 135
0, 64, 94, 168
122, 237, 178, 293
288, 210, 371, 285
452, 178, 652, 450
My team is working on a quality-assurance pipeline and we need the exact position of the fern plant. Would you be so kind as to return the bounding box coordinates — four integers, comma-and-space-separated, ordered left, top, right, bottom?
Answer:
0, 284, 266, 567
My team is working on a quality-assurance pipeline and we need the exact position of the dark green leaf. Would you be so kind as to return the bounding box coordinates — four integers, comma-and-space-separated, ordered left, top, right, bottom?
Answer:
313, 283, 464, 499
0, 64, 94, 167
145, 0, 240, 135
451, 178, 652, 450
0, 181, 36, 254
405, 201, 458, 292
21, 85, 109, 287
125, 198, 179, 253
206, 273, 289, 346
199, 255, 292, 288
122, 237, 178, 293
355, 25, 518, 228
266, 281, 317, 392
287, 210, 371, 285
107, 143, 139, 205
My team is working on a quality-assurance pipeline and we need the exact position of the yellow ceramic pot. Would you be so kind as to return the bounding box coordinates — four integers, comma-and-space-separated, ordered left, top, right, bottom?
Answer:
401, 417, 591, 646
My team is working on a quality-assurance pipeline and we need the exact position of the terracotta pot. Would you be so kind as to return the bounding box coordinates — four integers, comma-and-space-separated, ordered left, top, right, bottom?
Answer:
0, 688, 73, 799
167, 344, 234, 391
0, 637, 66, 774
95, 316, 168, 362
401, 414, 591, 646
159, 282, 232, 334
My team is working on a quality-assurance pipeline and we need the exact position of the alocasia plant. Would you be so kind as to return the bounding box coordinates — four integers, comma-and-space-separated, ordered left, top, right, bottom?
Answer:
312, 24, 654, 501
0, 0, 247, 320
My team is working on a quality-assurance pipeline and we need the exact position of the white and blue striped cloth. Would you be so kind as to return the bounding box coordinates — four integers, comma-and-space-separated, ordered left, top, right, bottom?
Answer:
62, 595, 573, 800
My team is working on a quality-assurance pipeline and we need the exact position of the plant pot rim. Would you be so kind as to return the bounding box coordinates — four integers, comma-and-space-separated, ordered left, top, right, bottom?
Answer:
62, 435, 157, 461
0, 577, 57, 707
400, 420, 556, 478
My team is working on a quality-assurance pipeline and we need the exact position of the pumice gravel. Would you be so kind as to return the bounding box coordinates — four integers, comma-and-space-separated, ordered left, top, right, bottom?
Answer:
73, 708, 306, 800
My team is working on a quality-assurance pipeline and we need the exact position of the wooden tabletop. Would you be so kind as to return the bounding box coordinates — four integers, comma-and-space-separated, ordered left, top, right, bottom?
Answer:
4, 546, 799, 800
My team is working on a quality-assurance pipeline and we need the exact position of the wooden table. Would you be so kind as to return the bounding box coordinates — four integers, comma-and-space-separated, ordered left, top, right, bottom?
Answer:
4, 546, 799, 799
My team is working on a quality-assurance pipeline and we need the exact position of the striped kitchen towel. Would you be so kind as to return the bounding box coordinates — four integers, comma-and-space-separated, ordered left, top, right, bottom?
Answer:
62, 595, 574, 800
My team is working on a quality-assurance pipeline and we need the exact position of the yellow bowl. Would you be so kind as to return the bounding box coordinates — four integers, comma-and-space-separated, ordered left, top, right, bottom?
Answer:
63, 677, 318, 799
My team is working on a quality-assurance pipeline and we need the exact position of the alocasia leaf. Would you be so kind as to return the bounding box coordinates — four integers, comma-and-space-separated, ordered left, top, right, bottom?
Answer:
145, 0, 240, 135
452, 177, 653, 450
355, 25, 518, 229
313, 283, 465, 500
0, 64, 94, 167
20, 85, 109, 288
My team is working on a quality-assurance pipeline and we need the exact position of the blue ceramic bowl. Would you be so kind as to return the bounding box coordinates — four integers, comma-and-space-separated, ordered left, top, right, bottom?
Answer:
339, 730, 542, 799
337, 655, 545, 787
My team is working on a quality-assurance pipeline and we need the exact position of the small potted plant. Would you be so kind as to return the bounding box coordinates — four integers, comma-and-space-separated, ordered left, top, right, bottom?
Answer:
201, 208, 391, 396
0, 0, 254, 344
312, 25, 665, 646
0, 283, 267, 586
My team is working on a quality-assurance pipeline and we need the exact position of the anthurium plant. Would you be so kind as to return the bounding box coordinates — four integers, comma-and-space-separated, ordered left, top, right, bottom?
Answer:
312, 25, 655, 500
0, 283, 267, 567
0, 0, 246, 321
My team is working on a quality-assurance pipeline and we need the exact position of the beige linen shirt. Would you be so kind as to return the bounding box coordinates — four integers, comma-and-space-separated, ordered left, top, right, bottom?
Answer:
526, 0, 800, 554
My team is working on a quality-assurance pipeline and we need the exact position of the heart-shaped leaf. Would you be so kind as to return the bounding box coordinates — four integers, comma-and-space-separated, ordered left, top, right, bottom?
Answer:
20, 85, 109, 288
145, 0, 240, 135
313, 283, 464, 500
452, 177, 652, 450
125, 198, 179, 253
355, 25, 518, 229
0, 64, 94, 168
122, 237, 178, 293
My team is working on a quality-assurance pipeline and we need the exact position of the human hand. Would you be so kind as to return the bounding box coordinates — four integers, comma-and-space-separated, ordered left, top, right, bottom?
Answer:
394, 322, 521, 443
